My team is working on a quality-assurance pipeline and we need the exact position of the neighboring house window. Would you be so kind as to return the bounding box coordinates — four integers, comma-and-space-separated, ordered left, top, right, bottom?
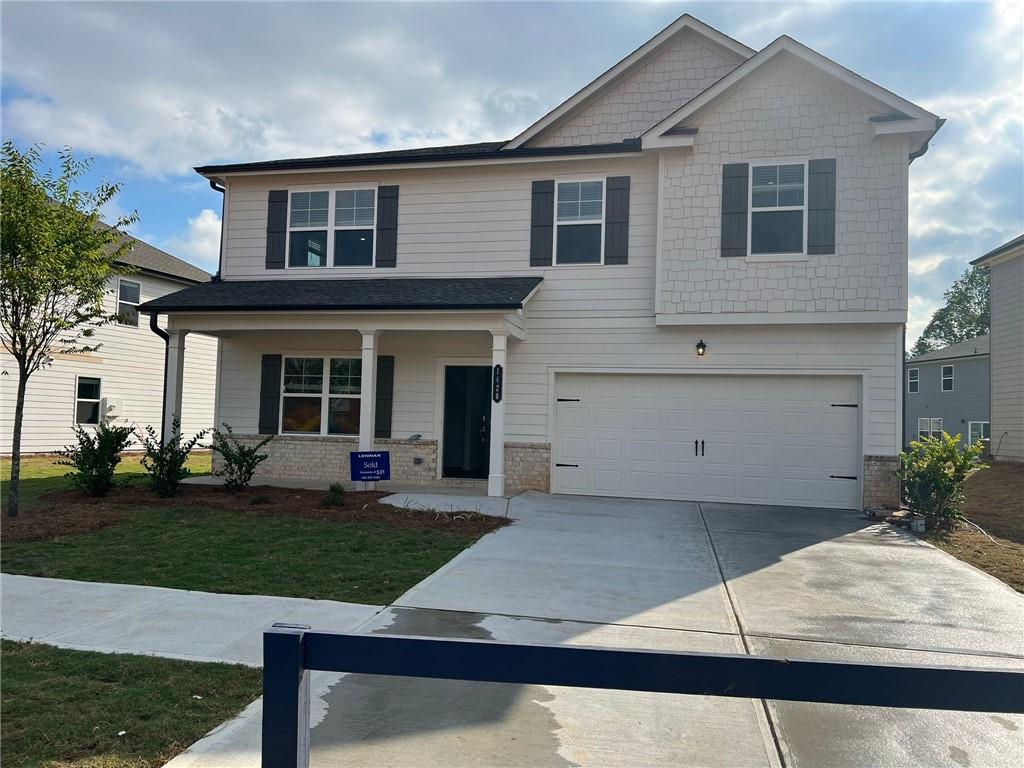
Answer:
280, 356, 361, 435
918, 417, 943, 439
749, 163, 805, 256
75, 376, 102, 424
941, 364, 955, 392
907, 368, 919, 394
287, 189, 375, 268
117, 279, 141, 326
555, 180, 604, 264
968, 421, 990, 445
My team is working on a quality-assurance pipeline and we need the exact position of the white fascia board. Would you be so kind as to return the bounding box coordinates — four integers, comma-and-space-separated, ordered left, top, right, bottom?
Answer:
872, 117, 938, 136
655, 310, 908, 326
642, 36, 939, 143
503, 14, 753, 150
641, 134, 696, 151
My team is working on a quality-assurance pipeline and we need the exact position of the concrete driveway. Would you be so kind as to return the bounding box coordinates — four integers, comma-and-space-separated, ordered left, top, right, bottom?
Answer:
301, 492, 1023, 768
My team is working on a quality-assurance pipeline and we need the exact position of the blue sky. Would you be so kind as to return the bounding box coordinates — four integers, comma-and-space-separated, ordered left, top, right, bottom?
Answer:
2, 1, 1021, 344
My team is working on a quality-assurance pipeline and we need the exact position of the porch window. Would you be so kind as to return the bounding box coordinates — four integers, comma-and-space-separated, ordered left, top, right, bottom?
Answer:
287, 189, 375, 268
280, 356, 361, 435
555, 180, 604, 264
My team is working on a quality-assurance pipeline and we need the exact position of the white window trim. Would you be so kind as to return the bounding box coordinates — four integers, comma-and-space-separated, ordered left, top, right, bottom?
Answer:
917, 417, 929, 440
279, 355, 362, 437
968, 421, 990, 444
74, 374, 102, 425
116, 278, 142, 327
746, 158, 809, 262
285, 184, 378, 270
941, 364, 955, 392
907, 367, 919, 394
553, 177, 606, 266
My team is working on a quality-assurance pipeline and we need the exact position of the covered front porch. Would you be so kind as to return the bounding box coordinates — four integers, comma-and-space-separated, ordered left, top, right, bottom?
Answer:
140, 277, 544, 498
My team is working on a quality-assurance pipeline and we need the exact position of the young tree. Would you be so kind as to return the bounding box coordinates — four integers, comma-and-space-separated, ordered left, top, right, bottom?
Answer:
1, 142, 137, 517
910, 267, 990, 358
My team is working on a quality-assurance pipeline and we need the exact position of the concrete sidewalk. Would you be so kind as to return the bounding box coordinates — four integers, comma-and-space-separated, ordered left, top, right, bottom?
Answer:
0, 574, 382, 665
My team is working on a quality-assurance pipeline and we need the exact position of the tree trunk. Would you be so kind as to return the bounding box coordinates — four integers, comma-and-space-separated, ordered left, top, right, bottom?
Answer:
6, 363, 29, 518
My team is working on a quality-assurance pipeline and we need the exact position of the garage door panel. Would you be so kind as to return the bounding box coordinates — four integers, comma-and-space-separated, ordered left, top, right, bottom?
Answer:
554, 374, 861, 509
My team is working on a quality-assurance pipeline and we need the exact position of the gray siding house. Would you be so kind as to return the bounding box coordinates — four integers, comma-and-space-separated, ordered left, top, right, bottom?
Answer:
904, 337, 989, 449
972, 235, 1024, 462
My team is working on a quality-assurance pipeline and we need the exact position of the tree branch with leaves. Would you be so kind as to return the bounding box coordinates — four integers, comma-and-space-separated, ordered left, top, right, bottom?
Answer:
1, 141, 138, 517
910, 267, 990, 358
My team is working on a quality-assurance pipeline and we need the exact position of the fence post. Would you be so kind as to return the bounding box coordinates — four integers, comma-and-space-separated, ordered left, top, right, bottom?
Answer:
263, 623, 311, 768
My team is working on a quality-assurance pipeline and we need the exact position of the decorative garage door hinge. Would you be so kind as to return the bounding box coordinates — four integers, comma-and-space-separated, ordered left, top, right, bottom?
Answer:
557, 398, 581, 402
829, 475, 858, 480
556, 463, 579, 468
830, 403, 858, 408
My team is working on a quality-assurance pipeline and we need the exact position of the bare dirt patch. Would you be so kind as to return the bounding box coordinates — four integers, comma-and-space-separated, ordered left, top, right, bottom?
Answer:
920, 461, 1024, 592
1, 483, 509, 543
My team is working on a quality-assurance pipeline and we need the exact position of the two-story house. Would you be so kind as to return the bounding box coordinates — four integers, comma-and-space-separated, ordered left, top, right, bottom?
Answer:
903, 336, 990, 450
139, 14, 942, 510
1, 233, 219, 453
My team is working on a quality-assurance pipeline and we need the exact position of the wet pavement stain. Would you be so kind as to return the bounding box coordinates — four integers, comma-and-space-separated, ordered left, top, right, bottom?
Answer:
949, 746, 971, 766
309, 607, 576, 767
990, 715, 1018, 731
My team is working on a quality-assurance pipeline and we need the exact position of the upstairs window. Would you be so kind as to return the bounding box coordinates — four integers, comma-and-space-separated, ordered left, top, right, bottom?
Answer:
941, 364, 955, 392
907, 368, 919, 394
117, 279, 141, 326
750, 163, 805, 256
288, 189, 375, 268
555, 180, 604, 264
75, 376, 102, 424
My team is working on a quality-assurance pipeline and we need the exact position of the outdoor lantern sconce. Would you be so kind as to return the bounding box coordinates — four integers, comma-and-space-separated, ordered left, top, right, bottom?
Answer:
696, 340, 707, 357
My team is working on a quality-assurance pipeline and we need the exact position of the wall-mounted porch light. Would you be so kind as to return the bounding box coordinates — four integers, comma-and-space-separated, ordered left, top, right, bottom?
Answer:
695, 339, 707, 357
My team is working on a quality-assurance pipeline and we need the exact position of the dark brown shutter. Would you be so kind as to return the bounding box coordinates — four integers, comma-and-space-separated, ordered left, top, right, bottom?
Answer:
374, 355, 395, 439
266, 191, 288, 269
258, 354, 282, 434
807, 159, 837, 255
604, 176, 630, 265
721, 164, 748, 257
376, 186, 399, 268
530, 180, 554, 267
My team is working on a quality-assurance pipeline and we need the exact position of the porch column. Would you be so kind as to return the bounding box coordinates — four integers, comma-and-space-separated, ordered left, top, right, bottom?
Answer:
488, 332, 507, 497
358, 330, 380, 489
162, 329, 187, 443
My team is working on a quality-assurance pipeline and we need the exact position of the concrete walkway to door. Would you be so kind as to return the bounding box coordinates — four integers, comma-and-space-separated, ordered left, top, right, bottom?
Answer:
169, 491, 1024, 768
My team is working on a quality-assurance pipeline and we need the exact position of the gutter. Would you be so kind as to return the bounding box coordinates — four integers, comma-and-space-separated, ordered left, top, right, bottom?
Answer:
909, 118, 946, 163
209, 179, 226, 281
148, 312, 170, 443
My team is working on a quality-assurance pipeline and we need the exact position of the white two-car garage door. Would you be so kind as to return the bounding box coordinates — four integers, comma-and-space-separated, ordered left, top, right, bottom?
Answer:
553, 374, 862, 509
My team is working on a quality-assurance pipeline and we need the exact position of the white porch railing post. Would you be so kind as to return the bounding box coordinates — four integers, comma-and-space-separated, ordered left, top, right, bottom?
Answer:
162, 329, 188, 443
488, 332, 507, 497
357, 330, 380, 490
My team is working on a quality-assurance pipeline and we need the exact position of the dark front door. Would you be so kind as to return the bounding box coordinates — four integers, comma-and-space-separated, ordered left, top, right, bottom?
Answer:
442, 366, 491, 479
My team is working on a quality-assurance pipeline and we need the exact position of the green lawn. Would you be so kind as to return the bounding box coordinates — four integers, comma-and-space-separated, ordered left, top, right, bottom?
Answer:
2, 452, 211, 510
1, 640, 261, 768
2, 506, 482, 604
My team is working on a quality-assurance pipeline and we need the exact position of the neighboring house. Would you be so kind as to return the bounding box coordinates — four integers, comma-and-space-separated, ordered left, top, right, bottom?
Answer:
971, 234, 1024, 462
139, 14, 944, 510
0, 235, 219, 454
904, 336, 989, 449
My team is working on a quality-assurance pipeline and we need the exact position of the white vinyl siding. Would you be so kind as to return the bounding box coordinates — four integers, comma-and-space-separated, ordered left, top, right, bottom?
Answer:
988, 255, 1023, 460
0, 272, 219, 453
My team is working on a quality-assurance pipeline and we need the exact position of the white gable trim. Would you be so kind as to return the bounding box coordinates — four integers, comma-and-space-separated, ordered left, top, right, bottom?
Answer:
642, 35, 939, 143
504, 14, 753, 150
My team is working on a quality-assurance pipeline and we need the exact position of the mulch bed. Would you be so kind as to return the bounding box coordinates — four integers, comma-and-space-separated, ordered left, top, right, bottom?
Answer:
1, 483, 510, 543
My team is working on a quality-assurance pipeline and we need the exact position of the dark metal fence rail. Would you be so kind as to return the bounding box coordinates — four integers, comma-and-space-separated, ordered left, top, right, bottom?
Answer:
262, 623, 1024, 768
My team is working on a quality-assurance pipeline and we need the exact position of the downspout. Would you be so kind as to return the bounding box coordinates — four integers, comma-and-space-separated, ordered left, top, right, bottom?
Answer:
149, 311, 171, 443
210, 179, 226, 282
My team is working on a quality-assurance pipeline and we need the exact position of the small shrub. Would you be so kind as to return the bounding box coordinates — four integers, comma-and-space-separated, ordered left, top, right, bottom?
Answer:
211, 423, 273, 491
322, 483, 347, 507
896, 432, 987, 526
249, 494, 271, 506
56, 423, 135, 497
137, 418, 208, 498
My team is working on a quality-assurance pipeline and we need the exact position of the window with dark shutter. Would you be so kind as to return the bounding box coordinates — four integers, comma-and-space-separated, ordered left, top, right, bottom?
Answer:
376, 186, 399, 268
807, 159, 837, 255
375, 356, 395, 438
721, 164, 748, 257
530, 180, 554, 266
258, 354, 283, 434
266, 191, 288, 269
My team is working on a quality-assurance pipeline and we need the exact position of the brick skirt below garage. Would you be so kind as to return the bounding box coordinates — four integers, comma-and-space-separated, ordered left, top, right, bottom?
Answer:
863, 455, 900, 509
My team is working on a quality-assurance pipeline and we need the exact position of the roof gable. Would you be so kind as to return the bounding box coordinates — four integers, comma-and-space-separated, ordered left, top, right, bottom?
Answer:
641, 36, 940, 156
505, 14, 753, 150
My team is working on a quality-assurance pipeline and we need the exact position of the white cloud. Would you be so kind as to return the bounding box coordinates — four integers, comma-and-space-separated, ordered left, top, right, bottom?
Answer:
164, 209, 222, 272
908, 253, 949, 277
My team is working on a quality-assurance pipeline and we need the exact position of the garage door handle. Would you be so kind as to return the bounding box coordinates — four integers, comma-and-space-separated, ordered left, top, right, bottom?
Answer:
831, 403, 858, 408
701, 440, 705, 457
830, 475, 858, 480
694, 439, 699, 456
557, 398, 580, 402
556, 463, 579, 468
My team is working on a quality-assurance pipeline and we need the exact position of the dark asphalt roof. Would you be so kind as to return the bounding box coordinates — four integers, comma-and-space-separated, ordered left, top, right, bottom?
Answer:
139, 276, 543, 313
100, 222, 210, 283
195, 140, 641, 175
971, 233, 1024, 266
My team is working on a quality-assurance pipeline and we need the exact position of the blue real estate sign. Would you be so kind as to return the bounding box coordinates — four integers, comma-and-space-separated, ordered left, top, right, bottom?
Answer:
349, 451, 391, 482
